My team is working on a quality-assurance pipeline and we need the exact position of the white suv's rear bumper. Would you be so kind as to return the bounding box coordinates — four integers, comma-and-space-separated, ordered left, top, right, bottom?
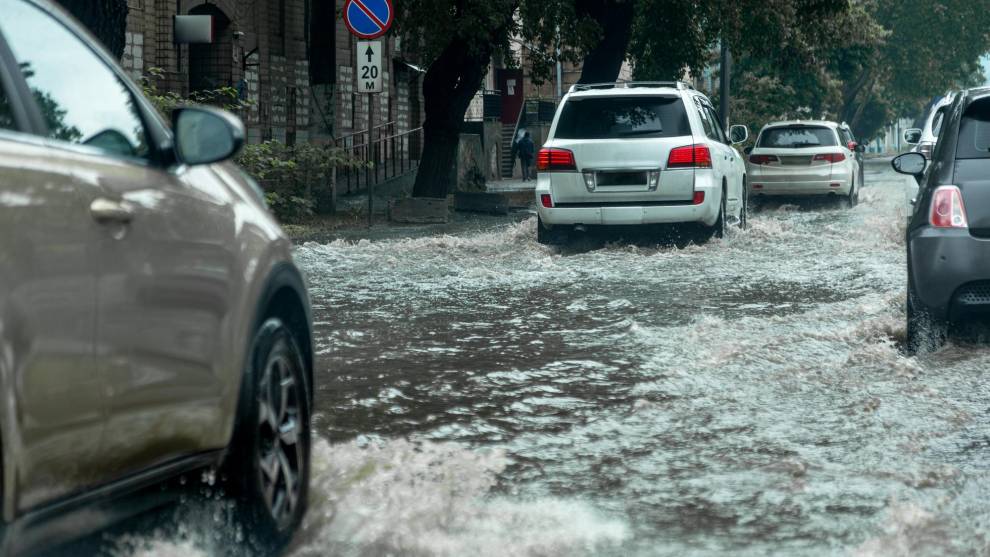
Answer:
536, 182, 720, 226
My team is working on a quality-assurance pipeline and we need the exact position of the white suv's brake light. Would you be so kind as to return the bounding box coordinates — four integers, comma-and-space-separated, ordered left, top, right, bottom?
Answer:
537, 148, 577, 172
930, 185, 968, 228
667, 144, 712, 169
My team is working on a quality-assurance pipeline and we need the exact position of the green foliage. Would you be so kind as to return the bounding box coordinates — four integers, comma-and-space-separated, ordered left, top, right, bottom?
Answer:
237, 141, 365, 223
623, 0, 990, 141
140, 67, 246, 117
138, 69, 363, 222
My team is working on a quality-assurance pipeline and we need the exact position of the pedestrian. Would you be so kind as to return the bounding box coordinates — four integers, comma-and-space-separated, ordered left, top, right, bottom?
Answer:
518, 131, 535, 181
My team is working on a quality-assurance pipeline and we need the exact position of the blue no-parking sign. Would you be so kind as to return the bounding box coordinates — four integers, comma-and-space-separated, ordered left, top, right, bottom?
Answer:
343, 0, 393, 40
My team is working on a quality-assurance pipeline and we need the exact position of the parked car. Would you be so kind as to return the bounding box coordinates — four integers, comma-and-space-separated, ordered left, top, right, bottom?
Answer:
904, 93, 956, 159
0, 0, 313, 554
534, 81, 749, 244
893, 87, 990, 353
838, 121, 865, 190
745, 120, 864, 207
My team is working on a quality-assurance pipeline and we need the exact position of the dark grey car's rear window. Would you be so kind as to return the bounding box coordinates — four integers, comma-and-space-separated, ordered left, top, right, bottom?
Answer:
554, 96, 690, 139
956, 99, 990, 159
758, 126, 838, 148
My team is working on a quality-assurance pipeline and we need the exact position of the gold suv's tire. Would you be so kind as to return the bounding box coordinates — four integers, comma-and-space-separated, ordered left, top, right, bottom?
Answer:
226, 317, 311, 555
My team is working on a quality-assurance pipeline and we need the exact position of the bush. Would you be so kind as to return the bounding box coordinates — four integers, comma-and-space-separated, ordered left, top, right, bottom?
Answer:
237, 141, 365, 222
140, 68, 364, 223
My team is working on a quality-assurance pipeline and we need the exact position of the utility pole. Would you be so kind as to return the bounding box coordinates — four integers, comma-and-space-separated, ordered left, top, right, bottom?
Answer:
719, 41, 731, 126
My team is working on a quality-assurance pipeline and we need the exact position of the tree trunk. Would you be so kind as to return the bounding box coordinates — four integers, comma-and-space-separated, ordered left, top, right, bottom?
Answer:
411, 38, 494, 199
576, 0, 636, 84
54, 0, 129, 60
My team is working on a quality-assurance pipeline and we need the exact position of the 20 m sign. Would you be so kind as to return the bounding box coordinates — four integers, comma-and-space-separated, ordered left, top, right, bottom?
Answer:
357, 40, 382, 93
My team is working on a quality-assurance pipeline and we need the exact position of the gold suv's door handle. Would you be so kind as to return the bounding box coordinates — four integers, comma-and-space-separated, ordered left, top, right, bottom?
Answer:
90, 198, 134, 225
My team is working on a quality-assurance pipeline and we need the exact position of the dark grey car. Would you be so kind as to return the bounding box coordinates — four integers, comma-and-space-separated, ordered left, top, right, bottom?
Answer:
893, 87, 990, 352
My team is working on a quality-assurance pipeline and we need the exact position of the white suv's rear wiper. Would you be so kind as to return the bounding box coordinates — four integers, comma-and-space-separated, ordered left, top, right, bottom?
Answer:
618, 129, 664, 137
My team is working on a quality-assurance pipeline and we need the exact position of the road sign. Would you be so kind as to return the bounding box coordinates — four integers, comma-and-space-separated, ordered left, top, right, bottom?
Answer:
344, 0, 393, 40
357, 40, 383, 93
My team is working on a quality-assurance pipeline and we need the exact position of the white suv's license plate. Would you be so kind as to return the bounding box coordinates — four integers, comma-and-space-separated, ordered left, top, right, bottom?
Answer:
596, 171, 649, 187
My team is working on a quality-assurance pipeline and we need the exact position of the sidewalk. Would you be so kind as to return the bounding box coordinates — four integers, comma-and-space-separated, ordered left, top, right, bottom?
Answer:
486, 178, 536, 207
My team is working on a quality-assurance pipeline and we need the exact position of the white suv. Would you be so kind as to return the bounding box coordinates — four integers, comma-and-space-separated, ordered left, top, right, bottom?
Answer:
534, 81, 750, 244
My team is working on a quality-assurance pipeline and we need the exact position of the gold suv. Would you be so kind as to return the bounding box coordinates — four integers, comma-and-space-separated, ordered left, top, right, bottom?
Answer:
0, 0, 313, 554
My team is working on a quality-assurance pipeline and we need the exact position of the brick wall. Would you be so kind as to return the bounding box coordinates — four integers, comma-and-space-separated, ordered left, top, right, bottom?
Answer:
125, 0, 424, 145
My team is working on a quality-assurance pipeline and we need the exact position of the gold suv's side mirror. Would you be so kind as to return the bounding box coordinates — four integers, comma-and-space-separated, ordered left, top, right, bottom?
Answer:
171, 106, 246, 166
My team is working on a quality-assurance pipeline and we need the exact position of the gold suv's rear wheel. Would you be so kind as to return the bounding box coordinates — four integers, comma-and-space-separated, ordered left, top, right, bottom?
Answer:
227, 318, 311, 554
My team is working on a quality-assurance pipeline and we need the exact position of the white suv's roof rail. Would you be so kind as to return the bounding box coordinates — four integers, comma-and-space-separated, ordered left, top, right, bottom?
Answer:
567, 81, 694, 94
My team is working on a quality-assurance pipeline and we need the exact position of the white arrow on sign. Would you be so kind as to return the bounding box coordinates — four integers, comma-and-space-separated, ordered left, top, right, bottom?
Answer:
357, 40, 383, 93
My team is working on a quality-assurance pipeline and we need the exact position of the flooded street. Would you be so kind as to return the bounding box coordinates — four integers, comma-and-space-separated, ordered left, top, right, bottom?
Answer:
113, 160, 990, 557
284, 159, 990, 556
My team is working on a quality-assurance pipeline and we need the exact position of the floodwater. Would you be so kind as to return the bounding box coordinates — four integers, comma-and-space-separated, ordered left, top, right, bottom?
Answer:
115, 161, 990, 556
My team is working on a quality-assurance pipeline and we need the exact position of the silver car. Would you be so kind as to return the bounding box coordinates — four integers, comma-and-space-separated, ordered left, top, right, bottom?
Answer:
0, 0, 313, 554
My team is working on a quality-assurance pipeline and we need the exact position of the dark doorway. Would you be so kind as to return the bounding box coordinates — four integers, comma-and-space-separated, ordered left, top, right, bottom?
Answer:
188, 3, 232, 94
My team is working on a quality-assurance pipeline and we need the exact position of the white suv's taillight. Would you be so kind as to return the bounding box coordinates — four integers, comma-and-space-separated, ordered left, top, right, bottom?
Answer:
537, 148, 577, 172
930, 185, 968, 228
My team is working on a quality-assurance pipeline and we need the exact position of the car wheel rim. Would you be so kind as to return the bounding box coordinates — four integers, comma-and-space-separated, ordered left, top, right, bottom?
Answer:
257, 350, 304, 528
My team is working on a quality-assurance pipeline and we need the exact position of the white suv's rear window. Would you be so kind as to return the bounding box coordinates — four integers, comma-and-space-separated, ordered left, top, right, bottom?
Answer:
554, 96, 690, 139
758, 126, 838, 148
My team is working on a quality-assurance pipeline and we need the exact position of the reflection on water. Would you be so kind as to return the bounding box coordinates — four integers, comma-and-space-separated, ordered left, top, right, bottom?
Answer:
115, 163, 990, 556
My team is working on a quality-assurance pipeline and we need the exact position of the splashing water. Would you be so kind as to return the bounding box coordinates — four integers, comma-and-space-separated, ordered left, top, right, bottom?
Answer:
114, 161, 990, 556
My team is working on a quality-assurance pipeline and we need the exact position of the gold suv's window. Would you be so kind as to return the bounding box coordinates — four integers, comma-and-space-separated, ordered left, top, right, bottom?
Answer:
0, 0, 149, 158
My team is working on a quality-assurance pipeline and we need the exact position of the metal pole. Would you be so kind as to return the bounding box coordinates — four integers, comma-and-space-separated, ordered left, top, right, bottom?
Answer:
719, 41, 731, 126
367, 93, 373, 227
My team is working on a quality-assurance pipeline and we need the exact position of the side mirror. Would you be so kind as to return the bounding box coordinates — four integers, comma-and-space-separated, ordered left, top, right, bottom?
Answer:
172, 106, 246, 166
729, 124, 749, 144
892, 152, 926, 176
903, 128, 922, 145
744, 146, 753, 155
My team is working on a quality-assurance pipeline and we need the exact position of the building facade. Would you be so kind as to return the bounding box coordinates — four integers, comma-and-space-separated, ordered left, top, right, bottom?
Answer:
120, 0, 423, 146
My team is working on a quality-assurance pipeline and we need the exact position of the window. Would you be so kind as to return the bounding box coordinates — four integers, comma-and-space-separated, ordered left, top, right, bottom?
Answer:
0, 0, 149, 158
555, 96, 690, 139
932, 111, 945, 137
838, 128, 854, 148
758, 126, 838, 148
695, 99, 717, 140
704, 105, 727, 143
0, 82, 14, 131
955, 99, 990, 160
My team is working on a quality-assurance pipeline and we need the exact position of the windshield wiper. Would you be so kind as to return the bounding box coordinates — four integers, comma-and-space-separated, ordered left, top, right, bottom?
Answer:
618, 129, 663, 136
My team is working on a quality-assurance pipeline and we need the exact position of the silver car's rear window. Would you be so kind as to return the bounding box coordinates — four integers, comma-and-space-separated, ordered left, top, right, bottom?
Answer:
554, 96, 690, 139
758, 126, 837, 148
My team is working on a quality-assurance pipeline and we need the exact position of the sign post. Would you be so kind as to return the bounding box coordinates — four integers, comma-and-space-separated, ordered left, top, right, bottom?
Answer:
358, 40, 383, 226
343, 0, 393, 227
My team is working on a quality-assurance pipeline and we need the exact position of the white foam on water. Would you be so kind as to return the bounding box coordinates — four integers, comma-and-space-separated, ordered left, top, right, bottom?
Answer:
853, 502, 954, 557
289, 438, 630, 557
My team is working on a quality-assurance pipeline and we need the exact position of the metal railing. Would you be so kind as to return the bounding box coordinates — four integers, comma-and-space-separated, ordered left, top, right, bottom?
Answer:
335, 126, 424, 194
465, 89, 503, 121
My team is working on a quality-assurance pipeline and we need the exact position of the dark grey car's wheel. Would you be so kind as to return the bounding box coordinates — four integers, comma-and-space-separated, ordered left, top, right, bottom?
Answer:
227, 318, 311, 554
906, 274, 947, 354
